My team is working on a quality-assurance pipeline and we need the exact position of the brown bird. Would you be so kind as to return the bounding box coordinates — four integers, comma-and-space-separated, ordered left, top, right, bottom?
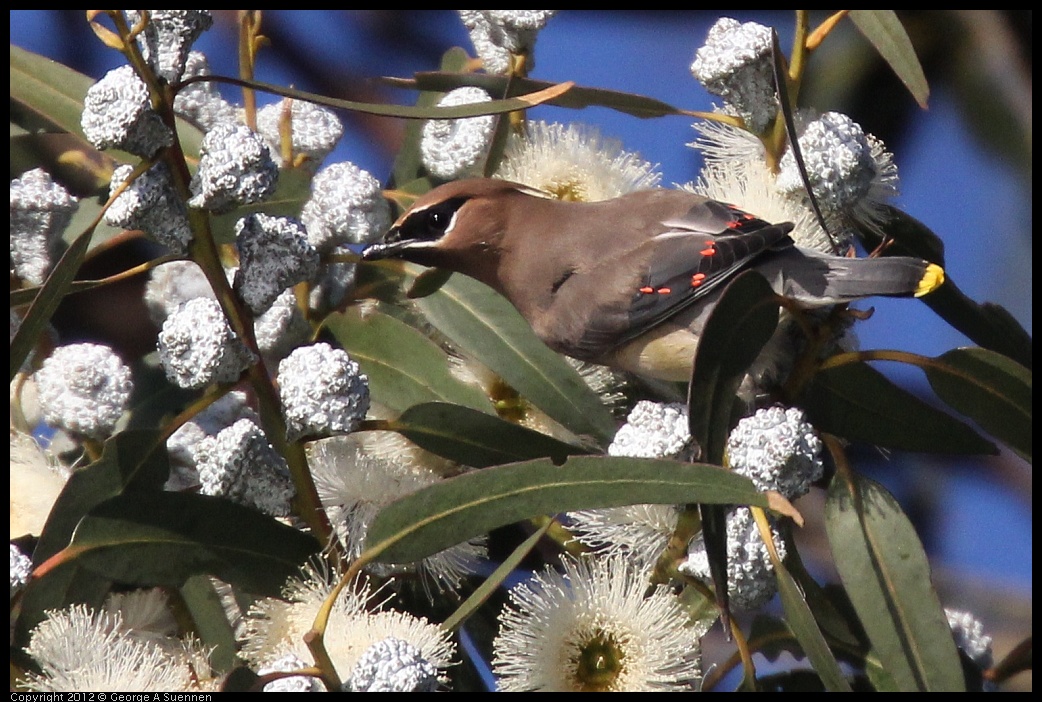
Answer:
362, 178, 943, 382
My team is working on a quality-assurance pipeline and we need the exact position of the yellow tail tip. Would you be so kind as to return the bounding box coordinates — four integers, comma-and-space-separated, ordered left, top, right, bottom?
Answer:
915, 263, 945, 297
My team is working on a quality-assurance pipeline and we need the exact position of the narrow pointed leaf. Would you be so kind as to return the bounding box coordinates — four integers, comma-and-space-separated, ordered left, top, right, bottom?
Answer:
366, 455, 768, 564
180, 574, 238, 672
326, 308, 493, 414
825, 473, 964, 691
858, 207, 1032, 369
771, 550, 852, 691
688, 270, 780, 463
411, 268, 617, 444
386, 402, 591, 467
51, 492, 320, 596
387, 71, 699, 120
11, 220, 93, 381
34, 430, 169, 564
849, 11, 930, 108
799, 361, 996, 455
925, 348, 1031, 461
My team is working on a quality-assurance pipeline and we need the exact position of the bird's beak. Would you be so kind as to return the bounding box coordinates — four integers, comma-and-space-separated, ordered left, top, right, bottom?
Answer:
360, 228, 406, 261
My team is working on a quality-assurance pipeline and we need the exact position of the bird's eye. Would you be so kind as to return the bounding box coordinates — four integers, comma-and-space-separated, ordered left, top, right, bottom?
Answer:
427, 208, 451, 233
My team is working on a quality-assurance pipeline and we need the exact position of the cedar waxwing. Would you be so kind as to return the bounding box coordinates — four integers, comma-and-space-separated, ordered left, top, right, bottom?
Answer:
362, 178, 944, 382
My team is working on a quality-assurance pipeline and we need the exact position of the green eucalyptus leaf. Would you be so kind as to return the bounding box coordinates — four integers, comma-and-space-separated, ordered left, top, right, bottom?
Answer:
325, 307, 493, 414
365, 454, 766, 564
34, 430, 169, 564
388, 71, 698, 120
849, 11, 930, 108
798, 361, 996, 455
923, 282, 1033, 371
61, 491, 320, 596
825, 473, 964, 691
385, 401, 590, 467
924, 348, 1031, 461
771, 550, 852, 691
410, 267, 617, 445
179, 574, 239, 672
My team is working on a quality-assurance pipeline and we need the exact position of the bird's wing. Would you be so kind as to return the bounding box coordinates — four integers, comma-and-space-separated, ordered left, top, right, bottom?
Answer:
578, 201, 795, 354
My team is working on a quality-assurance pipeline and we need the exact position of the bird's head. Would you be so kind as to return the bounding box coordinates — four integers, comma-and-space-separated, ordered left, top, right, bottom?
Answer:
361, 179, 550, 278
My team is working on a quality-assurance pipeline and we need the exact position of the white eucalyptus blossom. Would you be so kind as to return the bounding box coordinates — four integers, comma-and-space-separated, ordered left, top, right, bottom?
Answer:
309, 436, 486, 594
189, 122, 278, 212
680, 506, 785, 611
240, 565, 455, 692
158, 297, 254, 389
233, 213, 318, 314
691, 17, 777, 134
421, 86, 496, 179
458, 10, 557, 74
196, 418, 294, 517
35, 343, 133, 439
493, 555, 707, 692
81, 65, 173, 157
125, 10, 213, 83
10, 168, 78, 285
496, 121, 661, 202
278, 343, 369, 441
945, 608, 994, 670
106, 162, 192, 254
257, 98, 344, 170
348, 638, 440, 693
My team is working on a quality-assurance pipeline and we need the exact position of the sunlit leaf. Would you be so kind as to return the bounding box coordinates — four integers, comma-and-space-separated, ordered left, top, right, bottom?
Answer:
384, 402, 590, 467
825, 473, 964, 691
326, 308, 493, 414
849, 11, 929, 108
44, 492, 320, 596
410, 268, 618, 444
366, 455, 767, 564
34, 430, 169, 564
924, 348, 1031, 462
799, 361, 996, 455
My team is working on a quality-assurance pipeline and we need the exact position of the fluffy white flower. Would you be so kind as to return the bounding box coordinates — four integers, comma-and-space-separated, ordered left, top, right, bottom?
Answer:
240, 565, 455, 691
496, 121, 661, 202
493, 555, 707, 691
945, 608, 994, 670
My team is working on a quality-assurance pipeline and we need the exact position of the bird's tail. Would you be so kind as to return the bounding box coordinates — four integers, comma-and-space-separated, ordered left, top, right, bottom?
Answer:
770, 248, 945, 306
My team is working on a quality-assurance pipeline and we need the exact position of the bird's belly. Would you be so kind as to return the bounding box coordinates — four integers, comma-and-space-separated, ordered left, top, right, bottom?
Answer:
604, 324, 700, 382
